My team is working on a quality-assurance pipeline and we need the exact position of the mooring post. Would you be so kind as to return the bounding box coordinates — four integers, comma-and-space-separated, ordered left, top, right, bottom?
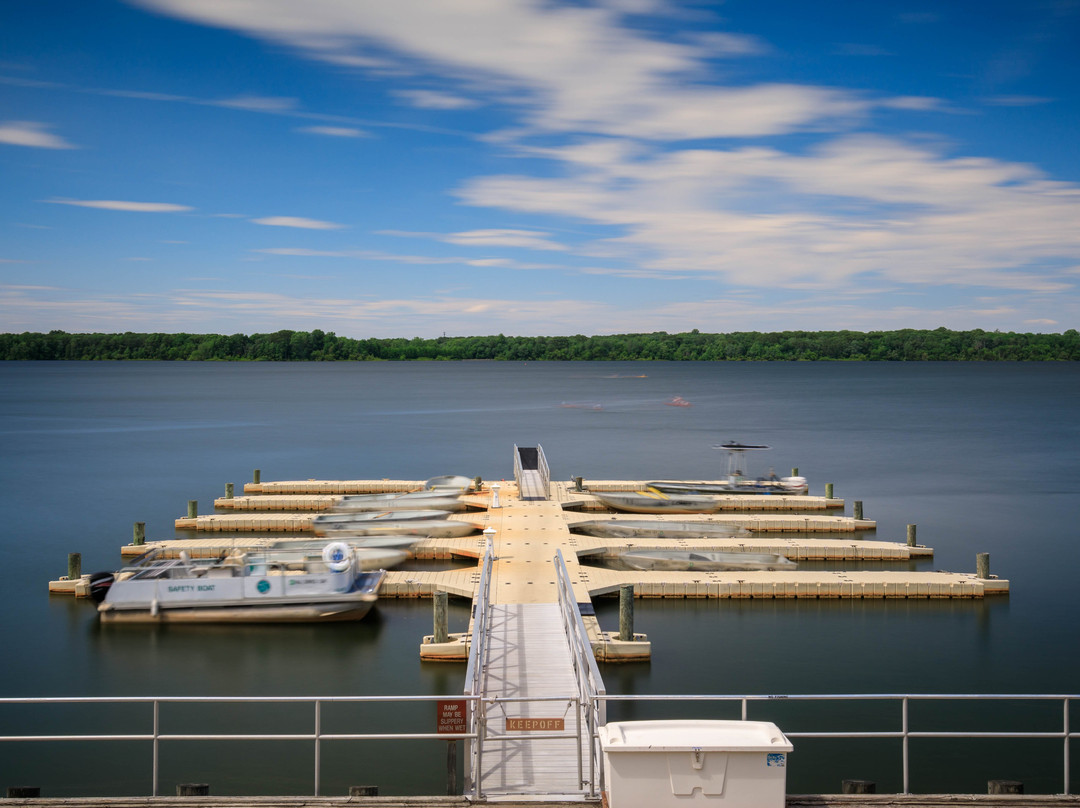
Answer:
349, 786, 378, 797
574, 476, 583, 492
176, 784, 209, 796
791, 467, 799, 477
473, 476, 482, 492
446, 740, 458, 795
619, 584, 634, 641
491, 483, 500, 509
989, 780, 1023, 794
483, 527, 496, 558
907, 524, 917, 547
225, 482, 234, 499
825, 483, 834, 499
67, 553, 81, 581
977, 552, 991, 579
187, 500, 197, 519
253, 468, 261, 484
133, 521, 145, 546
853, 500, 863, 520
433, 590, 449, 644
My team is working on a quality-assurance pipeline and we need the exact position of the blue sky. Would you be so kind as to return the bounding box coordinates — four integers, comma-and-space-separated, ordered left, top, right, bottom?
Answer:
2, 0, 1079, 338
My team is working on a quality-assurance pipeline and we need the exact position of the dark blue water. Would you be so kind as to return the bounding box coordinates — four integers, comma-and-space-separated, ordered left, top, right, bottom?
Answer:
2, 361, 1078, 795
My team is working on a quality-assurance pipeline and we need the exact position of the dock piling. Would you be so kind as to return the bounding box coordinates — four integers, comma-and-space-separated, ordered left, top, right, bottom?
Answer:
491, 483, 501, 509
433, 591, 449, 644
791, 467, 799, 477
907, 524, 917, 547
187, 500, 197, 519
225, 482, 234, 499
619, 584, 634, 641
6, 787, 40, 798
473, 476, 482, 492
176, 784, 209, 796
853, 500, 863, 520
67, 553, 81, 581
825, 483, 833, 499
977, 552, 991, 579
133, 521, 145, 546
349, 786, 378, 797
574, 476, 583, 492
989, 780, 1023, 794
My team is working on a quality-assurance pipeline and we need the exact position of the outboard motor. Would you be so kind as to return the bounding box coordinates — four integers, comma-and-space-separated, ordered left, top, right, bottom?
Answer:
87, 571, 115, 603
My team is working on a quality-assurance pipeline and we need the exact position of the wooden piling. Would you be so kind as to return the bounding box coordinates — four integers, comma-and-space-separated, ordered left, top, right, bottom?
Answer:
187, 500, 197, 519
825, 483, 833, 499
619, 584, 634, 641
989, 780, 1023, 794
176, 784, 209, 796
133, 521, 145, 546
791, 467, 799, 477
253, 469, 261, 484
853, 500, 863, 520
349, 786, 378, 796
907, 524, 917, 547
977, 552, 991, 579
67, 552, 81, 581
225, 482, 234, 499
575, 476, 583, 492
446, 740, 457, 795
433, 591, 449, 644
473, 476, 482, 492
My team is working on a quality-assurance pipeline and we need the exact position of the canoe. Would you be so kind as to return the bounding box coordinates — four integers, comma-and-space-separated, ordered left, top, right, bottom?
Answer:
569, 520, 749, 539
593, 489, 719, 514
313, 519, 478, 538
335, 493, 465, 513
312, 510, 451, 533
619, 550, 795, 572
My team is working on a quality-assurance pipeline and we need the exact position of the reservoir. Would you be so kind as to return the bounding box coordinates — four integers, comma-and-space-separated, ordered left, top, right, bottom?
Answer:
1, 360, 1078, 795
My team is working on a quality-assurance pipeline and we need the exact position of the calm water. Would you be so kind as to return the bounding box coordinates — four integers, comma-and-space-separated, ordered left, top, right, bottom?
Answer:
2, 361, 1079, 795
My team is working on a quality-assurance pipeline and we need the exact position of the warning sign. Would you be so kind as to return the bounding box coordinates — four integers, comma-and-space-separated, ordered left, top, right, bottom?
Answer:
506, 718, 565, 732
437, 699, 467, 735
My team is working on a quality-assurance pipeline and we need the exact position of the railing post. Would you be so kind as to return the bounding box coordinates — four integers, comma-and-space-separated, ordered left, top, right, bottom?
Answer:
902, 696, 910, 794
152, 699, 160, 797
314, 700, 321, 796
741, 697, 748, 720
1065, 697, 1071, 795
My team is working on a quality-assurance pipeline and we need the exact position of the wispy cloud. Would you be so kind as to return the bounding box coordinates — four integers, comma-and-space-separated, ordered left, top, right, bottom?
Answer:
393, 90, 480, 110
0, 121, 77, 149
214, 95, 298, 112
296, 125, 369, 137
45, 198, 193, 212
250, 216, 347, 230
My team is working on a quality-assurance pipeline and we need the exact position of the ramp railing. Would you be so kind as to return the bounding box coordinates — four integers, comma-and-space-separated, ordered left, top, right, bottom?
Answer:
462, 542, 494, 798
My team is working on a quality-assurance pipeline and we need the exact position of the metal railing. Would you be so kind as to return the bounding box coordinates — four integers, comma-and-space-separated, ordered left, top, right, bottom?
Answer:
594, 693, 1078, 795
462, 543, 494, 799
554, 550, 607, 797
0, 694, 477, 797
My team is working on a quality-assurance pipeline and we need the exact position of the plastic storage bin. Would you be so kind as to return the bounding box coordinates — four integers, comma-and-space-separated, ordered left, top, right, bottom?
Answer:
598, 719, 792, 808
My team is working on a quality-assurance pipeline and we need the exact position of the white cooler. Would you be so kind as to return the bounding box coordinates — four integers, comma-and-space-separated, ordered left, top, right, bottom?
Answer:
598, 719, 792, 808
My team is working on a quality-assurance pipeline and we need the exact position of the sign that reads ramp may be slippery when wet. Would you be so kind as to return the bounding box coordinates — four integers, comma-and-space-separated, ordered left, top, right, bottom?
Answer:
436, 699, 467, 735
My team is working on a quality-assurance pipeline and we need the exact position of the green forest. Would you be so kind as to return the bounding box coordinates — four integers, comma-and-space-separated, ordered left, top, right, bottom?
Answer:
2, 328, 1078, 361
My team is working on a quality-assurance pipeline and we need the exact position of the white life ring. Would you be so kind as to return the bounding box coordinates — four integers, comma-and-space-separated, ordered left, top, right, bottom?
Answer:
322, 541, 353, 572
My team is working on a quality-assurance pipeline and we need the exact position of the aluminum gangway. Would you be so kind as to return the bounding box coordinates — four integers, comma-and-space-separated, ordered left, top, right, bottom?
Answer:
513, 443, 550, 501
464, 545, 605, 800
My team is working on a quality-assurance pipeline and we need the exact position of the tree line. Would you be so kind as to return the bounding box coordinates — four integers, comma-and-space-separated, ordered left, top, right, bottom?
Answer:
1, 328, 1078, 361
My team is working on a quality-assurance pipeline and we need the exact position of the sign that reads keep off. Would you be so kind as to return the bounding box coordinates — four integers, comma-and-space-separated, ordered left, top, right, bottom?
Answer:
436, 699, 467, 735
506, 718, 565, 732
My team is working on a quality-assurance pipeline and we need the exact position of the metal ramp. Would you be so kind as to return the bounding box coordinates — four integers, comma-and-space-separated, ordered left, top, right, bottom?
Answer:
465, 550, 605, 801
514, 444, 550, 501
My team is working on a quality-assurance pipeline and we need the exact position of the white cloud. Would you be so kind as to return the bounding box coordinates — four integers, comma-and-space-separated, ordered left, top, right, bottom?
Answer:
393, 90, 479, 110
251, 216, 347, 230
443, 229, 568, 251
0, 121, 77, 149
46, 198, 193, 212
129, 0, 868, 139
296, 125, 368, 137
214, 95, 298, 112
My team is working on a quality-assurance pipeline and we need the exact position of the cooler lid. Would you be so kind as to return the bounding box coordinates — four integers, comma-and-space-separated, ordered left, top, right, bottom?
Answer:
598, 719, 793, 753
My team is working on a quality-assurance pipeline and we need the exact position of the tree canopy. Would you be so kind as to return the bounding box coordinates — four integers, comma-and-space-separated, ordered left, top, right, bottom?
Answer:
1, 328, 1078, 361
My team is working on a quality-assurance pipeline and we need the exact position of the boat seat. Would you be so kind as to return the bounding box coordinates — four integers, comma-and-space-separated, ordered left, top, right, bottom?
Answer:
204, 567, 235, 578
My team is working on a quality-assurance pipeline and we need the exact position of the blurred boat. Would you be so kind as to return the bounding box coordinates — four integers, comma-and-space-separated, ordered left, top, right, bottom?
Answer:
619, 550, 795, 572
423, 475, 474, 492
335, 492, 465, 513
650, 441, 808, 495
314, 519, 477, 538
593, 489, 720, 514
665, 396, 692, 407
269, 536, 419, 552
93, 545, 389, 624
312, 510, 451, 534
569, 519, 749, 538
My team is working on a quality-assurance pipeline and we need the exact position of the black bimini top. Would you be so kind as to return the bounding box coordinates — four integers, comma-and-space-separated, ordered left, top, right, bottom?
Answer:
714, 442, 771, 451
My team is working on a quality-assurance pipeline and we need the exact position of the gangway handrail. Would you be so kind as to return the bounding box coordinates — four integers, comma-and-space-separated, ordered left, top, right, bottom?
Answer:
512, 443, 523, 493
536, 442, 550, 493
554, 549, 606, 797
462, 542, 494, 799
